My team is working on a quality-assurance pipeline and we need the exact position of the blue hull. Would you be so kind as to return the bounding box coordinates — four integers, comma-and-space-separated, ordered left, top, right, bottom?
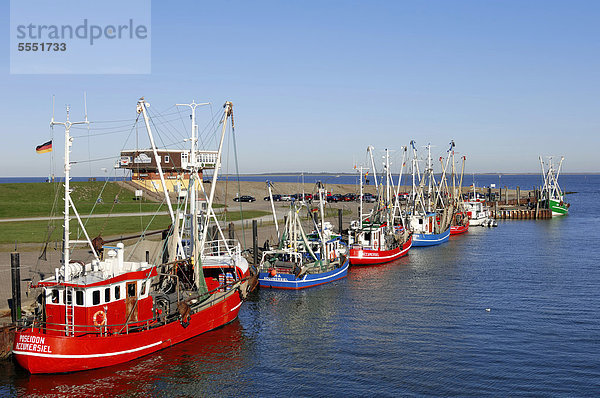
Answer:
258, 259, 349, 289
412, 229, 451, 247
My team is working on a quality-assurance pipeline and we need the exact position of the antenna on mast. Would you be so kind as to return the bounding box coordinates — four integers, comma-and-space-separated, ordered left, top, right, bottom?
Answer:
50, 95, 57, 126
83, 92, 88, 122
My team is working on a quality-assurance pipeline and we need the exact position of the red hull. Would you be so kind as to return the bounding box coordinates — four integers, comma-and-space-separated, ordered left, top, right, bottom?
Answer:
13, 290, 242, 374
349, 237, 412, 265
450, 224, 469, 235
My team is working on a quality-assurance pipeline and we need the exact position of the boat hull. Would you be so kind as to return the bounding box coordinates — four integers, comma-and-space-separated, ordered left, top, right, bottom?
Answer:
412, 229, 451, 247
549, 198, 569, 216
450, 224, 469, 235
349, 237, 412, 265
258, 259, 349, 289
13, 288, 243, 374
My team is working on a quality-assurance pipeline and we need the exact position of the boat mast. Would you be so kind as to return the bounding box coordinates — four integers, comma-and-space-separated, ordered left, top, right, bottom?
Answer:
51, 105, 88, 281
266, 180, 280, 240
367, 146, 378, 190
176, 101, 209, 268
392, 146, 407, 226
385, 149, 391, 209
199, 102, 233, 255
318, 183, 326, 261
137, 99, 185, 258
358, 165, 364, 222
426, 144, 433, 212
410, 140, 421, 214
554, 156, 565, 197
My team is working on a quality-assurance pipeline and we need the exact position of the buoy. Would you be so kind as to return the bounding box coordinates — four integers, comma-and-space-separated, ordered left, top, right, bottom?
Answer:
485, 308, 491, 312
269, 269, 277, 277
93, 310, 107, 326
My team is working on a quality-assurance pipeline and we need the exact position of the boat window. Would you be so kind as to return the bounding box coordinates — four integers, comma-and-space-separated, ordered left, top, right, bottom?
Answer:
93, 290, 100, 305
140, 281, 146, 296
66, 290, 72, 305
115, 285, 121, 300
76, 290, 84, 306
52, 289, 59, 304
127, 282, 136, 298
105, 288, 111, 303
419, 219, 423, 224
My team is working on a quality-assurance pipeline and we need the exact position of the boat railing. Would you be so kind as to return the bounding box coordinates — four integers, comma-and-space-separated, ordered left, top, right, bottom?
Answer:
16, 315, 162, 338
202, 239, 241, 258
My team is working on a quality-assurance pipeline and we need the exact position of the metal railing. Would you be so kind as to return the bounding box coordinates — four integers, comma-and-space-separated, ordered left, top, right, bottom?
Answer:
202, 239, 242, 258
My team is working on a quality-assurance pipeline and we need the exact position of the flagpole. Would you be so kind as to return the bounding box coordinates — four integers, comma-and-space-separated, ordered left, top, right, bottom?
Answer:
51, 96, 55, 182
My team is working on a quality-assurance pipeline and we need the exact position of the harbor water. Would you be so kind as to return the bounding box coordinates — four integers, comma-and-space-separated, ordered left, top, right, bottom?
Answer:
1, 175, 599, 396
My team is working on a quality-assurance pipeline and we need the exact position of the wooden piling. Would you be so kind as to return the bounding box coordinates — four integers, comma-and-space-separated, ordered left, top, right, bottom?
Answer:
252, 220, 258, 265
228, 222, 235, 240
11, 252, 21, 322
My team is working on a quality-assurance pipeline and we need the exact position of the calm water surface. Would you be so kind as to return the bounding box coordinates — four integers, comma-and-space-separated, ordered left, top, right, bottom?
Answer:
1, 175, 599, 396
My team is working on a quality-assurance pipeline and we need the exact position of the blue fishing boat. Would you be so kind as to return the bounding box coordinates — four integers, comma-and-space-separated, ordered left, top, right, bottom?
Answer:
412, 228, 451, 246
258, 185, 349, 289
405, 142, 453, 247
258, 254, 349, 289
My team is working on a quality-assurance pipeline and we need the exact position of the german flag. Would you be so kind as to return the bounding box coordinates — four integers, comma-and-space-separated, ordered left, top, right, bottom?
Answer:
36, 140, 52, 154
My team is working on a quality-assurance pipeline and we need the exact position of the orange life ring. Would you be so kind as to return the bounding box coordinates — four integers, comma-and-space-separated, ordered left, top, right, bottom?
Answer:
93, 310, 107, 327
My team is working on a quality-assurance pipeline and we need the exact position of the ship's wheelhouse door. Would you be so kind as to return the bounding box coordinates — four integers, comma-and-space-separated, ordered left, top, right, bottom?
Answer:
126, 282, 138, 322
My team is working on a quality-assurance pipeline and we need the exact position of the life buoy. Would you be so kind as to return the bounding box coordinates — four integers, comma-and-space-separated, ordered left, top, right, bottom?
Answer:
93, 310, 107, 327
329, 250, 336, 261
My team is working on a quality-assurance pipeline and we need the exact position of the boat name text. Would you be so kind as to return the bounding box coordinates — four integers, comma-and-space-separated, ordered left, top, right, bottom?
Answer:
15, 335, 52, 353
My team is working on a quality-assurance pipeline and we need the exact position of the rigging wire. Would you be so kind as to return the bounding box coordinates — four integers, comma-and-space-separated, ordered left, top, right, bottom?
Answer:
231, 116, 246, 248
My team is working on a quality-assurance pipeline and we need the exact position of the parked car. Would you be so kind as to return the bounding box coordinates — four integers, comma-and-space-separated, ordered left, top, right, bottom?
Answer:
280, 194, 293, 201
264, 194, 282, 201
293, 193, 313, 201
327, 194, 343, 202
343, 193, 357, 202
234, 195, 256, 202
361, 193, 376, 203
397, 192, 410, 201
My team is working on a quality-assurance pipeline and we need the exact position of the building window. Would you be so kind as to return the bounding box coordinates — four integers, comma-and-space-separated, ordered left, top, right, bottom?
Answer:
105, 288, 111, 303
114, 285, 121, 300
76, 290, 84, 306
164, 155, 170, 163
93, 290, 100, 305
181, 152, 189, 163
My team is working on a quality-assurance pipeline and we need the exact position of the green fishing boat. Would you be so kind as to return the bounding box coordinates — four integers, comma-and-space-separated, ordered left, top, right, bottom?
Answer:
540, 156, 569, 216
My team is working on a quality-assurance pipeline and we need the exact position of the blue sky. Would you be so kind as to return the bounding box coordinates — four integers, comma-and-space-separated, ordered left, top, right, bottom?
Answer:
1, 0, 599, 176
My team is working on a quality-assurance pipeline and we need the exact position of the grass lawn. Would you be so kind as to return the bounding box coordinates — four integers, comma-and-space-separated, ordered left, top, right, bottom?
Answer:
0, 181, 223, 219
1, 210, 270, 244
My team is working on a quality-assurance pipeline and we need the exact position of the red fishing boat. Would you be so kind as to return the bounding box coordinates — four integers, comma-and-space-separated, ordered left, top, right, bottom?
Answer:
348, 148, 412, 265
349, 221, 412, 265
13, 99, 255, 374
450, 211, 469, 235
